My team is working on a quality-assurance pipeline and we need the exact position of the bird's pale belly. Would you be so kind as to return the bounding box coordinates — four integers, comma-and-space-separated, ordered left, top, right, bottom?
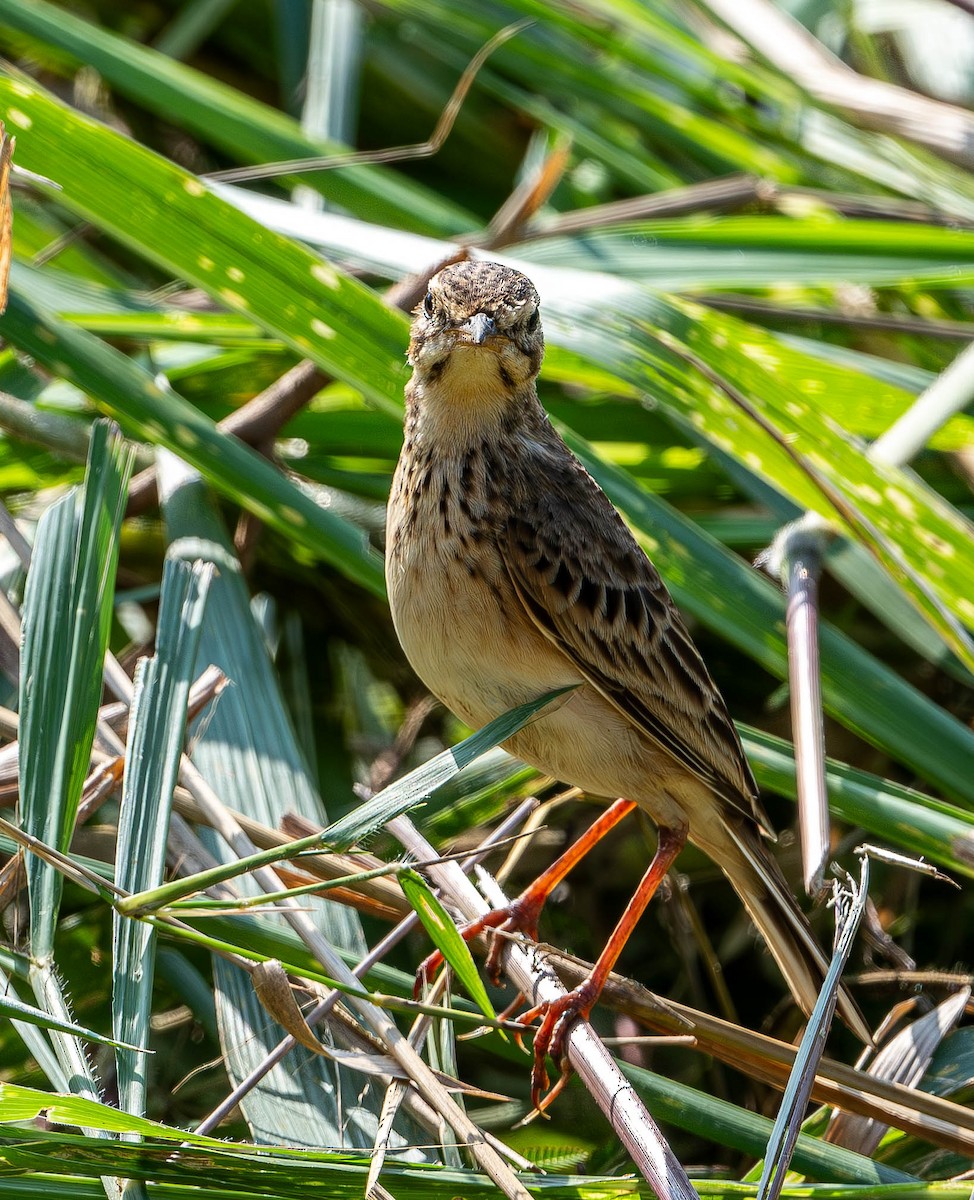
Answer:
386, 536, 695, 831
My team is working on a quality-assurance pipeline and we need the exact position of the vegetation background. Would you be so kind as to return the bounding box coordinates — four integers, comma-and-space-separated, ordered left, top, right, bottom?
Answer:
0, 0, 972, 1195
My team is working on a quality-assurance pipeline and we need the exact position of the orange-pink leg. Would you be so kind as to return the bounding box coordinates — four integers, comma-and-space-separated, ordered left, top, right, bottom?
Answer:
519, 823, 687, 1112
414, 798, 637, 996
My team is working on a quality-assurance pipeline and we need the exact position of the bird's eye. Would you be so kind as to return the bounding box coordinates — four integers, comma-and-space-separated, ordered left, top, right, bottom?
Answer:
423, 291, 435, 319
526, 308, 540, 332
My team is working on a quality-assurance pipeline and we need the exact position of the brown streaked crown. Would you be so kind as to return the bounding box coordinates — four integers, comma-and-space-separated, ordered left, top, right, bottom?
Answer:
424, 260, 539, 323
412, 260, 544, 369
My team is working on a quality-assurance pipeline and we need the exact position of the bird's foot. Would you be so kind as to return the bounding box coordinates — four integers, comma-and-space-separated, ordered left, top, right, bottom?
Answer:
413, 895, 543, 998
517, 977, 600, 1113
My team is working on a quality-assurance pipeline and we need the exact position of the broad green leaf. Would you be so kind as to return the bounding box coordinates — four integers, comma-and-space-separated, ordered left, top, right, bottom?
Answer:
0, 1082, 232, 1144
518, 217, 974, 290
0, 0, 474, 235
0, 1128, 630, 1199
0, 74, 409, 418
0, 293, 385, 595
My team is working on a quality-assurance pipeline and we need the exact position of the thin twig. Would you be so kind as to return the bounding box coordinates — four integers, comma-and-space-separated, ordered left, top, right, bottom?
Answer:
779, 528, 829, 896
850, 968, 974, 988
480, 139, 572, 249
855, 842, 959, 886
208, 22, 531, 184
775, 185, 974, 226
700, 294, 974, 340
869, 339, 974, 467
522, 174, 766, 240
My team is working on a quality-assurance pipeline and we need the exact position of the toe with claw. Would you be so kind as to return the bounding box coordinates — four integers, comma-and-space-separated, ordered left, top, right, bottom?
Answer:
517, 978, 599, 1113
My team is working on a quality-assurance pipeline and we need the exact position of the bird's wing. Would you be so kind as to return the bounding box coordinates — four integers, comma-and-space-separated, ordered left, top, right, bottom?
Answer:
500, 444, 767, 830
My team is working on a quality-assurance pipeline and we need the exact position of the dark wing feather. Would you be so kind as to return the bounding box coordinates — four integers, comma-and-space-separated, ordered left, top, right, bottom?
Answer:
501, 442, 767, 830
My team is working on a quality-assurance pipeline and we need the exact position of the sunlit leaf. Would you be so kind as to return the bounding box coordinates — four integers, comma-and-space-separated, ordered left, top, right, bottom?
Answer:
401, 869, 497, 1022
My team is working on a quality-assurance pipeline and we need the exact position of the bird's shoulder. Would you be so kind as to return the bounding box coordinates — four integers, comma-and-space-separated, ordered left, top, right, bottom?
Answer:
504, 429, 669, 600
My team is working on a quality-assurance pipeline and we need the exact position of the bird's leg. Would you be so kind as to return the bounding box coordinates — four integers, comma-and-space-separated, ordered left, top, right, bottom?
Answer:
414, 798, 637, 996
518, 823, 687, 1113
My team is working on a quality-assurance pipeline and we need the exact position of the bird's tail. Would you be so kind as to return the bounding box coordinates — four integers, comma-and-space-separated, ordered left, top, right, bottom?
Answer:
700, 817, 872, 1045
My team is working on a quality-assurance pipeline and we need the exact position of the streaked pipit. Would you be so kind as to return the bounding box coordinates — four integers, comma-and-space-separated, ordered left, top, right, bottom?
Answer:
386, 259, 870, 1107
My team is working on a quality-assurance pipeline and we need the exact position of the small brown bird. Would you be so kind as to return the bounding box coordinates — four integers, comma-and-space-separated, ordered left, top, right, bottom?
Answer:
386, 259, 869, 1106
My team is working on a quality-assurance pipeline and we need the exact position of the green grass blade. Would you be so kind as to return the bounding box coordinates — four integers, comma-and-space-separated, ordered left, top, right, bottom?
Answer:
619, 1060, 916, 1185
400, 869, 497, 1023
0, 991, 143, 1054
19, 419, 133, 961
322, 687, 577, 849
0, 1082, 233, 1143
113, 557, 213, 1124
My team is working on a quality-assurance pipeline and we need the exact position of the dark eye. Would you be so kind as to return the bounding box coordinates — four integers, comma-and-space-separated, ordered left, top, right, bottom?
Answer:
423, 291, 435, 318
526, 308, 540, 332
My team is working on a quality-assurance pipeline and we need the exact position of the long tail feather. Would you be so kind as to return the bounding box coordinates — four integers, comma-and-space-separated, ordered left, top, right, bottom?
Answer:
703, 818, 872, 1044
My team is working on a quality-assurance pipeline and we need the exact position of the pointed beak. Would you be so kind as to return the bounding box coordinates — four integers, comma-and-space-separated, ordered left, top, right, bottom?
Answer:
460, 312, 496, 344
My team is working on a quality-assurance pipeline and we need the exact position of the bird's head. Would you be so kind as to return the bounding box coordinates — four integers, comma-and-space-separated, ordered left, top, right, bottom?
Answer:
407, 261, 544, 426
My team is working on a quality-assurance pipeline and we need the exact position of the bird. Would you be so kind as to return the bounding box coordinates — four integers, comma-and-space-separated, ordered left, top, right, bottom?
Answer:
385, 258, 870, 1108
